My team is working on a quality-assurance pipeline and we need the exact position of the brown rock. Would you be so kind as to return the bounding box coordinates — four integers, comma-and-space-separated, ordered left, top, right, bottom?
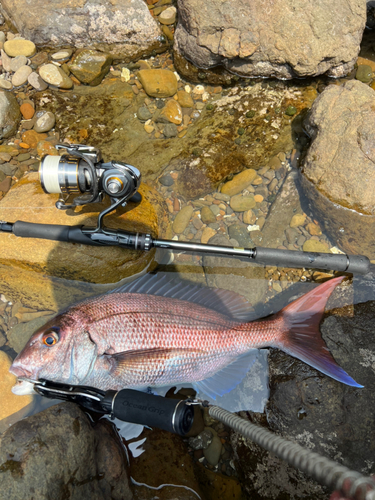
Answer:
306, 222, 322, 236
20, 102, 35, 119
159, 99, 183, 124
0, 174, 170, 283
36, 140, 59, 157
21, 130, 47, 148
221, 169, 257, 196
177, 89, 194, 108
137, 69, 178, 97
200, 205, 216, 224
0, 176, 11, 193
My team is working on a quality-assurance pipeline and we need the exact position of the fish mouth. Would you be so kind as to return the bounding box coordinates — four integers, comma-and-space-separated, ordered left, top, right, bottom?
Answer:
9, 363, 39, 380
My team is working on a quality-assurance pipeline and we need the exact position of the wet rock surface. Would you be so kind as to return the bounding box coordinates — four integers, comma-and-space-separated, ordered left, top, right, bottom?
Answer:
0, 175, 169, 283
0, 403, 133, 500
174, 0, 365, 80
0, 0, 166, 61
301, 80, 375, 259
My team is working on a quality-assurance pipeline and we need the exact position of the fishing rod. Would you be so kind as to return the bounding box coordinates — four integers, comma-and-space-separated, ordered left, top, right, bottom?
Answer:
0, 143, 370, 275
22, 377, 375, 500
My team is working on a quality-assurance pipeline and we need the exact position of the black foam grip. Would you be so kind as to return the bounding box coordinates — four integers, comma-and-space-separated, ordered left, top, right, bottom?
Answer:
12, 221, 102, 246
111, 389, 194, 435
254, 247, 370, 275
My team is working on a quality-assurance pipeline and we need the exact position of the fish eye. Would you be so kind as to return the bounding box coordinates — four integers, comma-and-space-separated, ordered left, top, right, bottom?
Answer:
42, 328, 60, 347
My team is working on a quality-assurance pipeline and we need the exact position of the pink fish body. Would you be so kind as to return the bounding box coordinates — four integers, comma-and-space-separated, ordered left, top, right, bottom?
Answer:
10, 274, 362, 402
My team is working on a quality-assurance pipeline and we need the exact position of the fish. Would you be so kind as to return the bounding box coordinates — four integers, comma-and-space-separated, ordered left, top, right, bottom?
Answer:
10, 273, 362, 405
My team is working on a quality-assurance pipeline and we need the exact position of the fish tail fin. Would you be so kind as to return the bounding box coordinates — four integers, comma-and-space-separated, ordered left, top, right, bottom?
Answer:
274, 276, 363, 388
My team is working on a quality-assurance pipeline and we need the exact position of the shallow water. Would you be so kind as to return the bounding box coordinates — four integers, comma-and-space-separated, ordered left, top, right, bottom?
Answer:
1, 27, 375, 499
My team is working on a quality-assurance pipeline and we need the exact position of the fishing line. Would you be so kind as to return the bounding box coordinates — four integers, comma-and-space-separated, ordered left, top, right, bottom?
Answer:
130, 477, 201, 499
208, 405, 375, 500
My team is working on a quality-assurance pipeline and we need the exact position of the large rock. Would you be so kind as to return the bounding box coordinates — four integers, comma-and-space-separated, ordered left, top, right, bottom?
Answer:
300, 80, 375, 259
0, 90, 21, 139
0, 403, 133, 500
174, 0, 365, 80
0, 0, 166, 61
231, 273, 375, 498
0, 173, 170, 284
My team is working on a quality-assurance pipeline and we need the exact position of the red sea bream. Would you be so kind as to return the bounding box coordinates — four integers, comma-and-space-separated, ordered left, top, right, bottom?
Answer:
10, 274, 362, 405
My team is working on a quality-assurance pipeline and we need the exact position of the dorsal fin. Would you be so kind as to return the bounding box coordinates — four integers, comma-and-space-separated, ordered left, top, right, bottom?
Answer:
109, 273, 256, 321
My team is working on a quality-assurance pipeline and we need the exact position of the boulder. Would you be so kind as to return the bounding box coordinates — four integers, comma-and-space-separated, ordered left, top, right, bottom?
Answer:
0, 403, 133, 500
0, 90, 21, 139
0, 0, 166, 61
174, 0, 365, 80
0, 173, 170, 284
300, 80, 375, 259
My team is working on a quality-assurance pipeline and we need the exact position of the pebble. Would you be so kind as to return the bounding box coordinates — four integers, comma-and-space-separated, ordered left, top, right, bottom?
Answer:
39, 63, 73, 89
173, 205, 194, 233
210, 204, 220, 216
0, 49, 11, 71
0, 79, 12, 90
34, 111, 56, 133
200, 205, 216, 224
21, 130, 47, 148
228, 224, 253, 247
189, 429, 213, 450
0, 32, 4, 44
144, 121, 154, 134
0, 176, 11, 193
306, 222, 322, 236
201, 226, 216, 243
203, 433, 223, 466
4, 39, 36, 57
37, 140, 59, 157
290, 213, 306, 228
159, 173, 174, 186
163, 123, 178, 137
11, 65, 32, 87
138, 69, 178, 98
268, 178, 278, 191
158, 6, 177, 25
221, 169, 257, 196
302, 239, 330, 253
28, 71, 48, 91
51, 49, 73, 61
243, 209, 256, 224
9, 55, 28, 72
20, 103, 35, 120
230, 194, 256, 211
177, 89, 194, 108
160, 99, 183, 124
356, 64, 372, 83
137, 106, 152, 121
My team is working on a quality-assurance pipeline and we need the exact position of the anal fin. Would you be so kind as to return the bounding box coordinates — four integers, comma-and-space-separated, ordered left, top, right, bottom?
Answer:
193, 350, 259, 399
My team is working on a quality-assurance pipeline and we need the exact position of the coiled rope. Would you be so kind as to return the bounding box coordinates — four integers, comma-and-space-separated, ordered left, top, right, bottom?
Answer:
209, 405, 375, 500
